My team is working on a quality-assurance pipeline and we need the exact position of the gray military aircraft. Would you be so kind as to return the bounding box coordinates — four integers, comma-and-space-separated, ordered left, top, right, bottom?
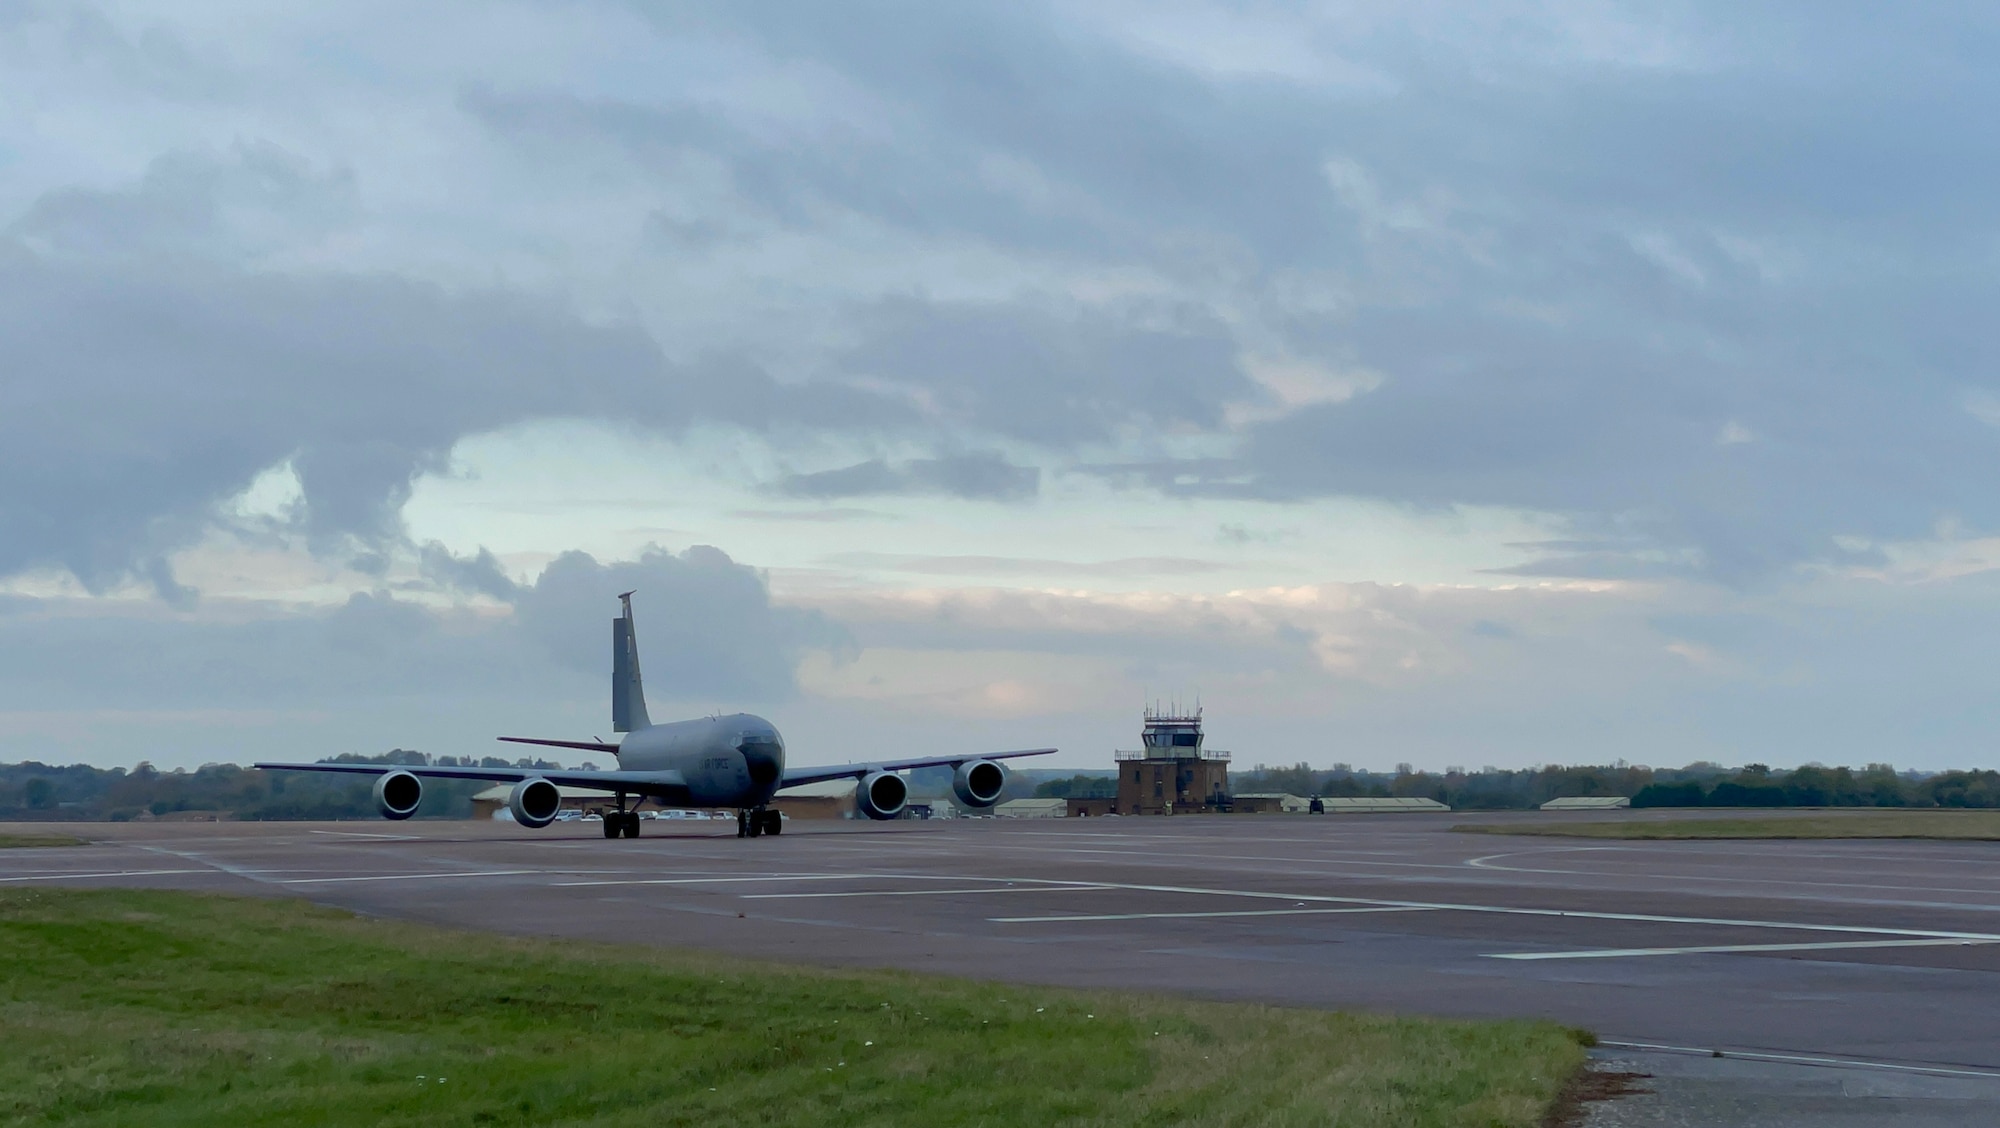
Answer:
257, 593, 1054, 839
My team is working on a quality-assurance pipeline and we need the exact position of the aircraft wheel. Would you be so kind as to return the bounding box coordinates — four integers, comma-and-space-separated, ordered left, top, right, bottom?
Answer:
761, 810, 783, 836
622, 813, 641, 838
746, 814, 763, 838
602, 816, 619, 839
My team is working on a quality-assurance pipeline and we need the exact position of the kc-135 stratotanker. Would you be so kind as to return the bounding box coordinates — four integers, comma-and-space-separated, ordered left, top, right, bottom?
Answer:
257, 593, 1054, 838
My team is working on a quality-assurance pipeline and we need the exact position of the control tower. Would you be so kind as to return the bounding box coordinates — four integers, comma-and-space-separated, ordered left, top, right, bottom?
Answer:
1114, 704, 1231, 815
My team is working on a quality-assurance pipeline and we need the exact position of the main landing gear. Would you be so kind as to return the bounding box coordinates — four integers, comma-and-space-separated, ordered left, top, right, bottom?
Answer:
736, 808, 782, 838
603, 795, 641, 839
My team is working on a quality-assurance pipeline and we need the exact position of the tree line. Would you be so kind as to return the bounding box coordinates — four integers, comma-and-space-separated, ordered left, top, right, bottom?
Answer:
1036, 761, 2000, 810
11, 756, 1999, 820
0, 752, 584, 822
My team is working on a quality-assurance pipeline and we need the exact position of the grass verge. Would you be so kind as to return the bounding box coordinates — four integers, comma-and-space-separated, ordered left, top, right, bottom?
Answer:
1455, 810, 2000, 840
0, 889, 1587, 1127
0, 833, 89, 849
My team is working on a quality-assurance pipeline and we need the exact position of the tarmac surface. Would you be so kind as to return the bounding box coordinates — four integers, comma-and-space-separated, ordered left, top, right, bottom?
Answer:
7, 810, 2000, 1124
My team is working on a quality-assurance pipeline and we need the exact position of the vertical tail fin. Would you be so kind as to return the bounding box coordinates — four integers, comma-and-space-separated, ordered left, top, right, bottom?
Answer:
612, 591, 651, 733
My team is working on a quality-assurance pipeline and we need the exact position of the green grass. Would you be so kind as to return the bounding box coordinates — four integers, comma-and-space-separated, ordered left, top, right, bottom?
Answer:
0, 890, 1585, 1127
1455, 809, 2000, 840
0, 833, 88, 849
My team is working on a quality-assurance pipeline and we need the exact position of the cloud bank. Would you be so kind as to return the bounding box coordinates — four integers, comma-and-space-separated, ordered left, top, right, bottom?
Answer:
5, 1, 1999, 769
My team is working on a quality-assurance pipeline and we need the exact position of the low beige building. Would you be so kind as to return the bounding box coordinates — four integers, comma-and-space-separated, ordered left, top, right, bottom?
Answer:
1540, 796, 1631, 811
771, 779, 859, 820
995, 797, 1068, 819
1232, 792, 1311, 814
1322, 797, 1451, 813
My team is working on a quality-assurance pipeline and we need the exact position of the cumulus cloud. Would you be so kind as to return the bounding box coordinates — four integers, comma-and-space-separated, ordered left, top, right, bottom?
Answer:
513, 545, 850, 702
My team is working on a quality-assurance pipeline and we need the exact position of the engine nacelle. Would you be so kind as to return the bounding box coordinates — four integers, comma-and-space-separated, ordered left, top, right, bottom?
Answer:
373, 770, 422, 821
856, 770, 908, 821
508, 777, 562, 829
952, 759, 1006, 809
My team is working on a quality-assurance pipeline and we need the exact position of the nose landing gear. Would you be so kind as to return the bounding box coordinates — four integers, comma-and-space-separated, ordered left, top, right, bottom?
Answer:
736, 809, 782, 838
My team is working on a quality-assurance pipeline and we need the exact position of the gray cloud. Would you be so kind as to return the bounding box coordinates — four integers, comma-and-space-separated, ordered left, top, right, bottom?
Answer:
0, 543, 848, 764
836, 297, 1253, 446
0, 233, 647, 589
571, 3, 2000, 576
725, 507, 897, 523
12, 1, 2000, 594
417, 543, 521, 603
0, 146, 914, 593
816, 553, 1225, 578
514, 545, 850, 702
775, 451, 1038, 501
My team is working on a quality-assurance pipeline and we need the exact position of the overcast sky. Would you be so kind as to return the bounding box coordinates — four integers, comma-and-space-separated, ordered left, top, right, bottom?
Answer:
5, 1, 1999, 774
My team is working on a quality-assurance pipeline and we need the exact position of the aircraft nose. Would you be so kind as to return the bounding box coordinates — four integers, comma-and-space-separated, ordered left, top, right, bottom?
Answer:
738, 737, 782, 790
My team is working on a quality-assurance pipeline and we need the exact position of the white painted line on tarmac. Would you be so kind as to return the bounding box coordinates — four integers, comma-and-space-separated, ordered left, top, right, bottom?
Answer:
992, 906, 1437, 924
745, 885, 1117, 900
1463, 847, 2000, 898
0, 869, 202, 882
280, 870, 542, 884
555, 873, 1044, 889
307, 830, 421, 840
132, 844, 281, 885
557, 874, 897, 888
986, 878, 2000, 942
1490, 938, 2000, 960
1598, 1040, 2000, 1080
1466, 847, 1621, 869
552, 866, 2000, 948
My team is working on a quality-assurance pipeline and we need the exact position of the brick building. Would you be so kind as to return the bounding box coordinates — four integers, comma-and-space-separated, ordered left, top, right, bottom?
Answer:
1114, 706, 1231, 815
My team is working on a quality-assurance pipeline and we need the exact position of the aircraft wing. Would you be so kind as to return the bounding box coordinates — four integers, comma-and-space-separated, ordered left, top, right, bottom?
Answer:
778, 748, 1056, 790
253, 762, 688, 796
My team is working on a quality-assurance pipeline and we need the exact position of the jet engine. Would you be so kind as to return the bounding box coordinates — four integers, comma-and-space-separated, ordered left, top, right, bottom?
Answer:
373, 770, 422, 820
951, 759, 1006, 809
855, 770, 908, 821
508, 777, 562, 829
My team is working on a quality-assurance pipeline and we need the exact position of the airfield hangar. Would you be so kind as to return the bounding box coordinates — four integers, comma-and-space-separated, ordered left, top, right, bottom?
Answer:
1110, 706, 1230, 815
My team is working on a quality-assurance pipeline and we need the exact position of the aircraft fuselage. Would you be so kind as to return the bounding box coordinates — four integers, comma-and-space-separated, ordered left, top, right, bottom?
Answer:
616, 712, 786, 808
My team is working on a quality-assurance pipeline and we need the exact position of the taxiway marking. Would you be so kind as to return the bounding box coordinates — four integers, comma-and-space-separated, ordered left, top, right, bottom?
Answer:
1463, 847, 2000, 898
1489, 938, 2000, 960
744, 885, 1116, 900
0, 869, 202, 883
992, 906, 1436, 924
280, 870, 543, 884
556, 873, 925, 888
1599, 1040, 2000, 1081
983, 878, 2000, 943
555, 873, 1075, 889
